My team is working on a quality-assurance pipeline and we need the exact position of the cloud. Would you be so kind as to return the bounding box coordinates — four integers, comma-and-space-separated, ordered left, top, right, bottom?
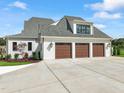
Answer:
90, 0, 124, 11
93, 11, 122, 19
85, 0, 124, 20
9, 1, 27, 10
94, 24, 106, 29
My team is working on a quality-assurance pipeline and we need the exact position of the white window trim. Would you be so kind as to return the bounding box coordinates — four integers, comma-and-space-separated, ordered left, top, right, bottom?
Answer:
73, 23, 77, 34
73, 23, 94, 35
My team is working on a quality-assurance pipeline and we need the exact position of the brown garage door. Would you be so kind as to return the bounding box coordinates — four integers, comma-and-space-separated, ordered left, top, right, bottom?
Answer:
55, 43, 72, 59
76, 43, 89, 58
93, 43, 104, 57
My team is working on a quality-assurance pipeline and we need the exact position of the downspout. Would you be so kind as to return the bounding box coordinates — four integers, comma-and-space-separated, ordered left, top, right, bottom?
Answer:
4, 37, 8, 55
38, 23, 45, 60
42, 36, 44, 60
38, 24, 42, 60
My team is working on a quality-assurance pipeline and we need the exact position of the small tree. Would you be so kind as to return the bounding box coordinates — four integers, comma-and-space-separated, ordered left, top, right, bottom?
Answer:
117, 47, 120, 55
6, 54, 11, 60
0, 54, 3, 60
23, 53, 29, 59
14, 53, 19, 60
113, 46, 116, 55
0, 38, 6, 46
32, 52, 37, 60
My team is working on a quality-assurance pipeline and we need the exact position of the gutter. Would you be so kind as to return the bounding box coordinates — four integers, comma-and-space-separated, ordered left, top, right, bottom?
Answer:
40, 36, 112, 40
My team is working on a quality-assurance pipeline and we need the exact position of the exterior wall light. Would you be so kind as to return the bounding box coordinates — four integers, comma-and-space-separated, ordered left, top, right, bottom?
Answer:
47, 42, 53, 51
107, 43, 111, 48
50, 42, 53, 48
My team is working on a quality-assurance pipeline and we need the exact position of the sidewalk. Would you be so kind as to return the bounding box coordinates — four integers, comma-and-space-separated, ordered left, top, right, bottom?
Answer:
0, 64, 32, 75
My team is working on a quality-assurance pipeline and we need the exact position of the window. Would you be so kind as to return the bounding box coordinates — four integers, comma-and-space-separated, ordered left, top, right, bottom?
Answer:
13, 42, 17, 51
28, 42, 32, 51
76, 24, 91, 34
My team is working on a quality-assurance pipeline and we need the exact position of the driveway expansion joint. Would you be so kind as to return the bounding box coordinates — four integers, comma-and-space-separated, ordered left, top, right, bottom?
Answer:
44, 62, 71, 93
74, 63, 124, 85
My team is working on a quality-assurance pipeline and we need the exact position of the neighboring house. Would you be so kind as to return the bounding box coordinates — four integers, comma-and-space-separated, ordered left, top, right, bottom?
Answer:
6, 16, 112, 60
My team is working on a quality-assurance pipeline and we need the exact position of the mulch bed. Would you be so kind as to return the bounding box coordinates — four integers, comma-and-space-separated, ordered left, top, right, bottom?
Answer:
0, 59, 40, 63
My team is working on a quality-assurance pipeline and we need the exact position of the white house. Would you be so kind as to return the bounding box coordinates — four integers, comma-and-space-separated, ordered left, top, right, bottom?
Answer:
6, 16, 112, 60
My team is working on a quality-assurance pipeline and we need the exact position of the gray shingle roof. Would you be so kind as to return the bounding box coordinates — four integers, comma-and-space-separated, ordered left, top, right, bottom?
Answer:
29, 17, 54, 25
7, 16, 111, 39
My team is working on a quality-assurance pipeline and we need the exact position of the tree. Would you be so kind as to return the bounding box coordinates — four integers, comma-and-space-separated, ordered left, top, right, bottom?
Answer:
0, 38, 6, 46
112, 38, 124, 48
112, 38, 124, 55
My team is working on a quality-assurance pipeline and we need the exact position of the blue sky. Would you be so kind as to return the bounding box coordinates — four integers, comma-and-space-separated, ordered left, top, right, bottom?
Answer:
0, 0, 124, 38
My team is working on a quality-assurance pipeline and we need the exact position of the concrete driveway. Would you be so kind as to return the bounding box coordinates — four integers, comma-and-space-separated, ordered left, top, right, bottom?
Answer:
0, 57, 124, 93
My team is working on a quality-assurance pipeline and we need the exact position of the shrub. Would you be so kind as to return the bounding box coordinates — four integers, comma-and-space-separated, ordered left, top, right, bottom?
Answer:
113, 46, 116, 55
32, 52, 37, 60
6, 54, 11, 59
24, 53, 29, 59
0, 54, 3, 60
117, 47, 120, 55
38, 51, 41, 60
14, 53, 19, 60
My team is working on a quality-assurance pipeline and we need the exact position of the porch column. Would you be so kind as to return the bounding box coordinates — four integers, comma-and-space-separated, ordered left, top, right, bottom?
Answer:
72, 42, 75, 59
89, 42, 93, 58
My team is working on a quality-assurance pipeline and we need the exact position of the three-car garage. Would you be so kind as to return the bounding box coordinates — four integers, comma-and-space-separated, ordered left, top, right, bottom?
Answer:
55, 43, 105, 59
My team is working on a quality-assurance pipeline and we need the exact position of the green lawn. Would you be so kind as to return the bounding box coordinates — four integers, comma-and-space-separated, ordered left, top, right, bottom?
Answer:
0, 62, 31, 66
120, 49, 124, 55
118, 49, 124, 57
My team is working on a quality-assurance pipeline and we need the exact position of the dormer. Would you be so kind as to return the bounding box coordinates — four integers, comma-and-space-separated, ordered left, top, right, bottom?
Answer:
73, 20, 93, 35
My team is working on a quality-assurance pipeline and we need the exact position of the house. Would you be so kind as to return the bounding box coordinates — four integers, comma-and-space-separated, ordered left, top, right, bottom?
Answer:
6, 16, 112, 60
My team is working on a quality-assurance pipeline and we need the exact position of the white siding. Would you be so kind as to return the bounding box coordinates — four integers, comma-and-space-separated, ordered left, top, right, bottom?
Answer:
7, 39, 39, 59
43, 37, 111, 60
7, 37, 111, 60
72, 42, 75, 59
43, 42, 55, 60
105, 43, 111, 57
89, 42, 93, 58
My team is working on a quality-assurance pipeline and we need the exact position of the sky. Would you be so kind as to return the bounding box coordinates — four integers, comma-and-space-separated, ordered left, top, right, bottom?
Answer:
0, 0, 124, 38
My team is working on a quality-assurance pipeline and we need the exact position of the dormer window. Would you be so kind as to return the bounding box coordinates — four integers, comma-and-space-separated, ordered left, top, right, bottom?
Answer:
76, 24, 91, 34
73, 20, 93, 35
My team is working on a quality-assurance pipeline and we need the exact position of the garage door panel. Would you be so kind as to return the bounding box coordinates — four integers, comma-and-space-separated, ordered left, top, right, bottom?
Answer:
55, 43, 72, 59
76, 43, 89, 58
93, 43, 104, 57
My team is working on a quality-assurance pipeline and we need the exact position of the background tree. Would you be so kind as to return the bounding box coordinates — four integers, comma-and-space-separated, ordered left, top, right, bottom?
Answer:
112, 38, 124, 56
0, 38, 6, 46
112, 38, 124, 48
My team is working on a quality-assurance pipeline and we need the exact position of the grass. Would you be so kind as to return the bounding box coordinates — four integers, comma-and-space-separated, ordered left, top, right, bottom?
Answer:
0, 61, 31, 66
120, 49, 124, 55
118, 49, 124, 57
